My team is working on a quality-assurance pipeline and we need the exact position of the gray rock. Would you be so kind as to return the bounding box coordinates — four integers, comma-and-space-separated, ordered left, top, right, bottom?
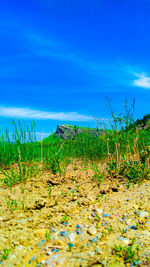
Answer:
54, 125, 102, 140
87, 227, 97, 235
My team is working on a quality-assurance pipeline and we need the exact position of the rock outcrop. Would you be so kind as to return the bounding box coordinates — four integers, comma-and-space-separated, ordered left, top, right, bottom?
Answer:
54, 125, 102, 140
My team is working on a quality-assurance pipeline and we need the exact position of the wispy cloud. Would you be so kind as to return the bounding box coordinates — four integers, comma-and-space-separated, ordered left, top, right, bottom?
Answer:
133, 73, 150, 89
25, 33, 117, 78
0, 106, 92, 122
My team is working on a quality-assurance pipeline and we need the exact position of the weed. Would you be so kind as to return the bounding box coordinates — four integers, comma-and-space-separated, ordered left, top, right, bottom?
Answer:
112, 238, 139, 264
45, 230, 51, 241
126, 180, 131, 189
108, 226, 113, 233
61, 215, 69, 223
91, 163, 105, 185
95, 213, 101, 221
1, 248, 11, 260
21, 200, 25, 210
48, 185, 52, 196
20, 186, 25, 193
5, 199, 18, 212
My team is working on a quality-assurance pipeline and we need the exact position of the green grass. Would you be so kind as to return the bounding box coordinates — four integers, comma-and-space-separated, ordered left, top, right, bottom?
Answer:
0, 109, 149, 187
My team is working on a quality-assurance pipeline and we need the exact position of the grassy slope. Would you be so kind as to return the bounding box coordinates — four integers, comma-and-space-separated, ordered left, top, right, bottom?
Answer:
0, 114, 149, 187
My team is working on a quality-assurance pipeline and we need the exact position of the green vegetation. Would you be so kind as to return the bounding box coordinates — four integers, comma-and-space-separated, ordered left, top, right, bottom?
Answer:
0, 103, 149, 187
0, 248, 11, 260
112, 238, 140, 264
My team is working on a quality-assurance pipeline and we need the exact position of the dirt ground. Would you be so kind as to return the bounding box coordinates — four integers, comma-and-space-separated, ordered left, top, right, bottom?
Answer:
0, 161, 150, 266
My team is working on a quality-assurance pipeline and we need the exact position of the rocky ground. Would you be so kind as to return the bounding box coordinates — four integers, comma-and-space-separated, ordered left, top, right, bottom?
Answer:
0, 161, 150, 267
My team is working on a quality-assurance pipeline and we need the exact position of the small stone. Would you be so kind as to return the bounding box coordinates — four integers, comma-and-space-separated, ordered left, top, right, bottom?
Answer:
15, 245, 24, 251
76, 229, 80, 235
145, 221, 150, 230
46, 251, 53, 256
87, 226, 97, 235
96, 208, 103, 214
36, 239, 46, 247
41, 260, 46, 265
60, 231, 68, 237
50, 227, 57, 232
96, 248, 102, 254
18, 219, 27, 224
130, 225, 137, 230
103, 213, 111, 218
139, 211, 149, 218
87, 251, 95, 257
142, 230, 150, 236
64, 221, 68, 226
68, 233, 75, 242
31, 255, 36, 261
91, 237, 98, 243
118, 236, 130, 244
97, 232, 103, 239
50, 254, 61, 261
8, 254, 16, 260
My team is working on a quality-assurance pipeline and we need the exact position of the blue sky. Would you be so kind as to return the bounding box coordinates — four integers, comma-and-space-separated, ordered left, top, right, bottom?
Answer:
0, 0, 150, 138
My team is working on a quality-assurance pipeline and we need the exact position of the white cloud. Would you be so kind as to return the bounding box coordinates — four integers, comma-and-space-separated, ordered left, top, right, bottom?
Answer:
133, 73, 150, 89
0, 106, 92, 122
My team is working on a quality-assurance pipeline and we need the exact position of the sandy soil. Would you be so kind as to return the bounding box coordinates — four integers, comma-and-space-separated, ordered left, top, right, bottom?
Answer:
0, 161, 150, 266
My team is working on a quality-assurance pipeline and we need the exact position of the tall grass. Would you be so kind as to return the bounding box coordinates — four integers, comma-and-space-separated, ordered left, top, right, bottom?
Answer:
0, 104, 149, 187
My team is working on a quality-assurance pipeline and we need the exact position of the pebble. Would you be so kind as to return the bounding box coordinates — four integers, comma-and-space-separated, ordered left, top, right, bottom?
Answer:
36, 239, 46, 247
68, 233, 75, 242
60, 231, 68, 237
96, 248, 102, 254
91, 237, 98, 243
64, 221, 68, 226
31, 255, 36, 261
15, 245, 24, 251
18, 219, 27, 224
8, 254, 16, 260
139, 211, 149, 218
50, 227, 57, 232
46, 251, 53, 256
50, 254, 61, 261
103, 213, 111, 218
97, 232, 103, 239
87, 226, 97, 235
95, 208, 103, 214
87, 251, 95, 257
76, 229, 80, 235
118, 236, 130, 244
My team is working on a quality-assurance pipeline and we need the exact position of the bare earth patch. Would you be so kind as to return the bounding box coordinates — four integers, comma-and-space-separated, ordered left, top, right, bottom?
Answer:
0, 162, 150, 266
